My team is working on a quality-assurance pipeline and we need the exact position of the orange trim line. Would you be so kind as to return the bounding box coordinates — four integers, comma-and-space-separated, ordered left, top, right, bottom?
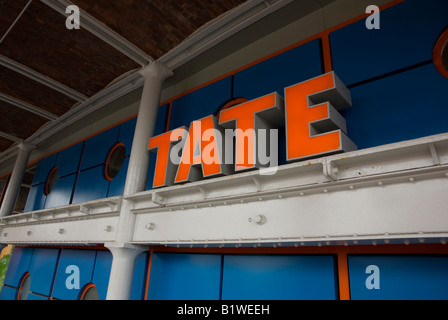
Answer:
337, 252, 350, 300
143, 248, 154, 301
322, 30, 333, 73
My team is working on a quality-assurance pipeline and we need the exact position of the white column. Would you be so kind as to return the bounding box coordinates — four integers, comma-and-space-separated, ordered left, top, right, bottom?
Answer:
0, 142, 34, 218
105, 243, 147, 300
106, 61, 173, 300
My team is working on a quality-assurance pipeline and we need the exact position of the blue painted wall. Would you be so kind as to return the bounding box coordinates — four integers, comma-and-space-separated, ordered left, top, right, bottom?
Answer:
147, 253, 338, 300
0, 247, 129, 300
147, 253, 222, 300
349, 255, 448, 300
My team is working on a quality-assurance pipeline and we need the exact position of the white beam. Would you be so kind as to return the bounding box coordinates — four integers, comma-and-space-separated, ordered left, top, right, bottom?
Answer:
0, 92, 58, 121
0, 131, 23, 143
0, 55, 88, 102
126, 133, 448, 247
40, 0, 153, 66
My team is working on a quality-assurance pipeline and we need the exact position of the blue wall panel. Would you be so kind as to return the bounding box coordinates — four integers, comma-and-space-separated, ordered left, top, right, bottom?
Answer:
118, 117, 137, 156
31, 154, 57, 186
80, 126, 119, 171
55, 142, 84, 178
130, 252, 149, 300
341, 64, 448, 150
349, 255, 448, 300
169, 77, 232, 130
154, 104, 170, 136
147, 253, 222, 300
28, 248, 59, 296
72, 166, 109, 204
330, 0, 448, 86
3, 247, 33, 287
52, 249, 96, 300
222, 255, 337, 300
91, 250, 112, 300
0, 286, 18, 300
24, 183, 47, 212
234, 39, 323, 100
107, 157, 129, 198
44, 174, 76, 209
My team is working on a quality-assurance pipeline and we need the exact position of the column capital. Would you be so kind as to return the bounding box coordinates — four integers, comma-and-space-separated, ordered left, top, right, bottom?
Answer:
18, 142, 35, 153
105, 241, 147, 251
139, 61, 173, 82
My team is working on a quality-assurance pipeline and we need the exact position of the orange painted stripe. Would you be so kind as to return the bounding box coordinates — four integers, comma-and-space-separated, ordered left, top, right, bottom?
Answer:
143, 248, 154, 300
322, 31, 333, 73
337, 252, 351, 300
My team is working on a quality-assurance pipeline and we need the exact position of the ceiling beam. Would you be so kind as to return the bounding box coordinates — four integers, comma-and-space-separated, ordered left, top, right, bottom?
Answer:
0, 55, 88, 102
41, 0, 153, 66
0, 92, 58, 121
0, 131, 23, 144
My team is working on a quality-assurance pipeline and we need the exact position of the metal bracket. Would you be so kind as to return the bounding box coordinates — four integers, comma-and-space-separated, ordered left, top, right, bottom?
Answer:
429, 143, 440, 165
152, 192, 165, 205
323, 159, 339, 181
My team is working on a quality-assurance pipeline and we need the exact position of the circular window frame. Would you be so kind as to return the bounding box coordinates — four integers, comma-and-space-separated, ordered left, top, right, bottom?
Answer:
79, 283, 99, 300
44, 166, 58, 196
433, 28, 448, 79
17, 272, 31, 300
104, 142, 126, 181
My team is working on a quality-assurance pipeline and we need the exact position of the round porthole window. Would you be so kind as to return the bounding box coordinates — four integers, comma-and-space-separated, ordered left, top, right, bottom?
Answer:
17, 272, 31, 300
45, 167, 58, 196
105, 142, 126, 181
79, 283, 99, 300
433, 28, 448, 79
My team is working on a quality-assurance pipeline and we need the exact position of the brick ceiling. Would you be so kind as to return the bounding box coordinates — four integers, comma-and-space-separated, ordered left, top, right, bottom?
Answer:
0, 0, 247, 154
